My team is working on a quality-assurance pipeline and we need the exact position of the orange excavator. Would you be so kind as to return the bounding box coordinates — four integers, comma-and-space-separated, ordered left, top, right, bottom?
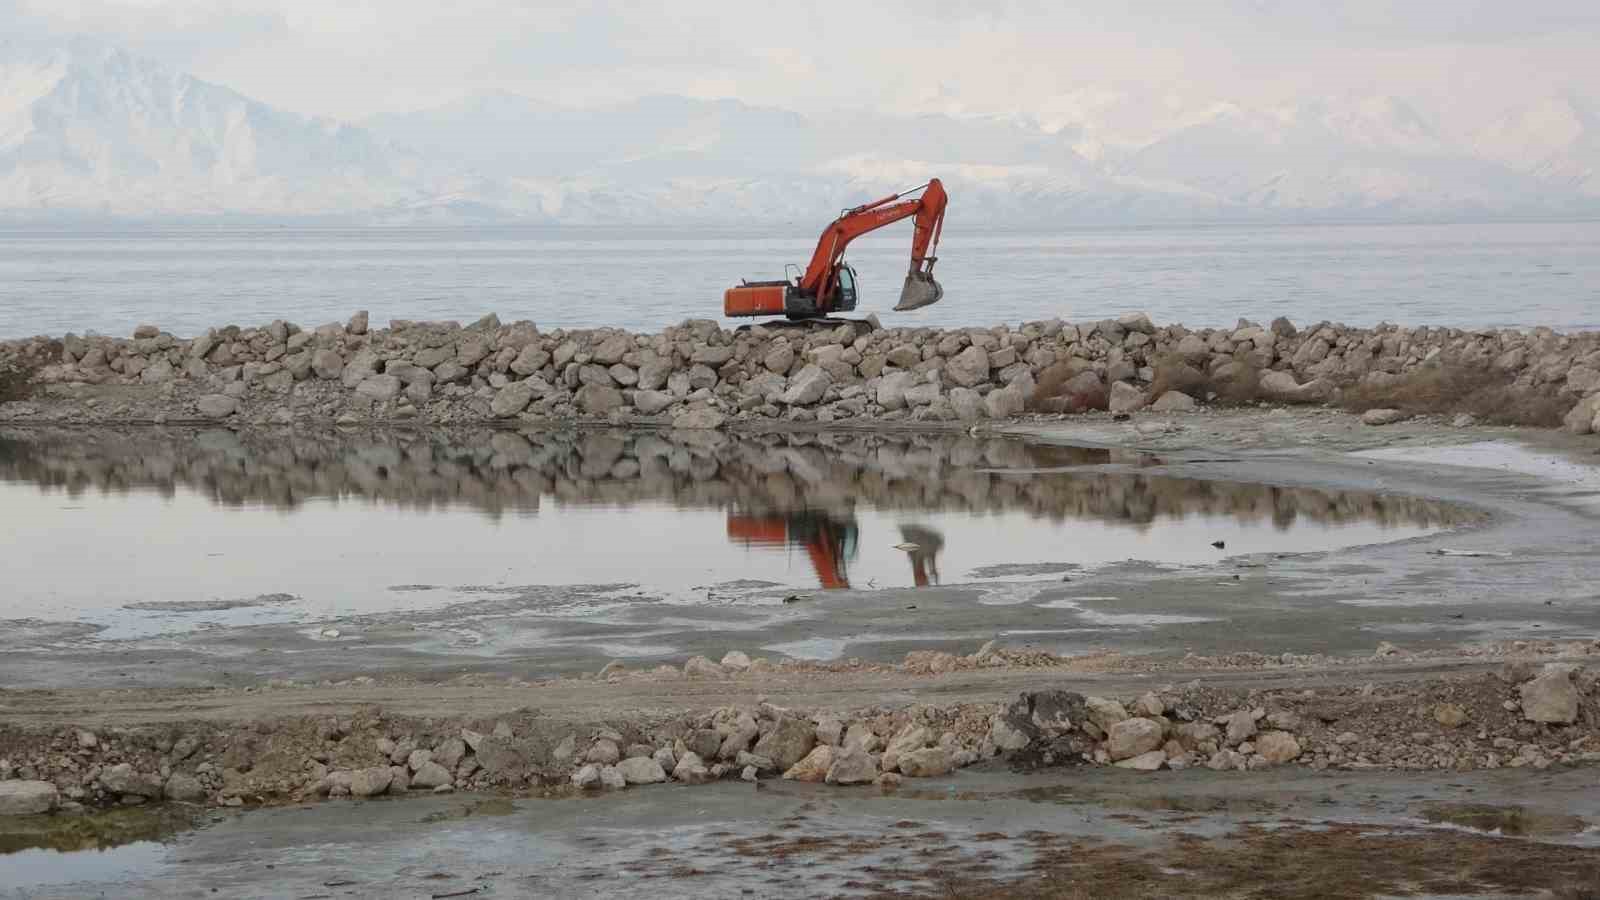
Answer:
724, 179, 948, 321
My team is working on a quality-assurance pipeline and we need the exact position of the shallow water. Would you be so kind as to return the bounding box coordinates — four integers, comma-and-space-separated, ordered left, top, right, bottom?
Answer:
0, 427, 1465, 641
4, 767, 1596, 900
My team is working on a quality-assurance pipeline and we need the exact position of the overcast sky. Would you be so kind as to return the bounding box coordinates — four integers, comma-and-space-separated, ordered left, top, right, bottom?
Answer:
9, 0, 1600, 128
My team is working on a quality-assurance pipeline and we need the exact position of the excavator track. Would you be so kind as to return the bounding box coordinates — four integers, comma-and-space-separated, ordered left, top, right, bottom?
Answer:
732, 317, 879, 337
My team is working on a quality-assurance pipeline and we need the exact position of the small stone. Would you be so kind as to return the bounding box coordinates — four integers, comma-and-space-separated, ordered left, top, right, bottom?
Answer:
672, 751, 712, 784
824, 746, 878, 785
946, 345, 990, 387
672, 408, 725, 430
1113, 750, 1167, 771
162, 773, 205, 803
1225, 711, 1257, 747
491, 379, 540, 417
76, 730, 99, 750
1107, 718, 1165, 761
1084, 697, 1129, 734
1108, 381, 1148, 413
411, 762, 452, 789
599, 766, 627, 791
98, 763, 163, 798
196, 394, 238, 418
350, 766, 394, 798
1150, 390, 1197, 412
347, 310, 369, 334
572, 764, 601, 789
574, 383, 624, 414
653, 747, 677, 773
587, 739, 621, 765
1520, 670, 1580, 724
311, 349, 344, 380
1362, 408, 1409, 426
780, 365, 831, 405
753, 717, 817, 772
0, 781, 60, 816
684, 656, 726, 678
988, 715, 1033, 752
897, 746, 955, 778
631, 390, 675, 414
782, 745, 834, 783
434, 738, 468, 771
843, 724, 881, 753
1434, 704, 1469, 728
617, 756, 667, 785
355, 375, 402, 401
1254, 731, 1302, 764
720, 650, 752, 671
1132, 692, 1165, 718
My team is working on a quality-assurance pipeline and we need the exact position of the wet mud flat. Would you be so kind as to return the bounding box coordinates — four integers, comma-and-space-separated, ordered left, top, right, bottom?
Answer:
4, 766, 1599, 899
3, 412, 1600, 898
6, 418, 1589, 693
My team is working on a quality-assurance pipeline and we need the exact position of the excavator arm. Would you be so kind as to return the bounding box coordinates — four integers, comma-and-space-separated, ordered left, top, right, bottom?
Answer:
799, 178, 947, 310
725, 178, 947, 319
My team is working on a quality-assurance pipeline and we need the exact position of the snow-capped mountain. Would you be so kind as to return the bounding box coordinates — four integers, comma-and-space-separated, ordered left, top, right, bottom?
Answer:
1, 36, 1597, 224
0, 37, 450, 219
1113, 95, 1578, 218
1473, 96, 1599, 197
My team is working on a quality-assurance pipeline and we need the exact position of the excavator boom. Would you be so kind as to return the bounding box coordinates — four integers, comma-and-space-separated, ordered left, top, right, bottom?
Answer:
725, 178, 947, 320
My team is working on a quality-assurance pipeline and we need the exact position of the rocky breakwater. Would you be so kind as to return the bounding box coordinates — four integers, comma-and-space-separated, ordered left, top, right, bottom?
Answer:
3, 311, 1599, 432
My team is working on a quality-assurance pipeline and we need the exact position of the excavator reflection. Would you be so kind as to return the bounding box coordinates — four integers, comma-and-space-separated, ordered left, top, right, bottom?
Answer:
897, 525, 945, 588
725, 510, 945, 590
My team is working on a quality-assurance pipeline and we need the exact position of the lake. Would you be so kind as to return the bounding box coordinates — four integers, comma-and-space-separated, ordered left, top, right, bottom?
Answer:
1, 220, 1595, 339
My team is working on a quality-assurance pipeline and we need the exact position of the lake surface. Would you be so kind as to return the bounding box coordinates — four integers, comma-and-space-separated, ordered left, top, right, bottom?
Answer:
1, 221, 1595, 339
0, 427, 1461, 640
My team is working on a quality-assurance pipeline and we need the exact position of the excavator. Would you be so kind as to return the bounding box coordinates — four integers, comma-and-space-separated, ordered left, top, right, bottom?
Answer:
724, 178, 947, 321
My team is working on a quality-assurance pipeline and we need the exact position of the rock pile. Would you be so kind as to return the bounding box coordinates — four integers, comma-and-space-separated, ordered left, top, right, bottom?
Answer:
2, 655, 1594, 817
3, 312, 1597, 431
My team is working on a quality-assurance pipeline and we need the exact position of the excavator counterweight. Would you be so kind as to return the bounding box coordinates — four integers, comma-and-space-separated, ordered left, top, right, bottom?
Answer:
725, 178, 948, 321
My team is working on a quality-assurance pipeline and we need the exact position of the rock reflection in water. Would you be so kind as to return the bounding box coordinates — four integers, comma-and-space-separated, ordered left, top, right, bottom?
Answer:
0, 427, 1465, 608
0, 426, 1455, 532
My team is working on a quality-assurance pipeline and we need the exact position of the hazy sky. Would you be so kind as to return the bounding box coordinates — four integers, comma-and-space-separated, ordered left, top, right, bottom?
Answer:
10, 0, 1600, 127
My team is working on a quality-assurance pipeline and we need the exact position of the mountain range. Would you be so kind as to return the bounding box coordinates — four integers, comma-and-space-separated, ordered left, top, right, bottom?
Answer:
2, 37, 1596, 225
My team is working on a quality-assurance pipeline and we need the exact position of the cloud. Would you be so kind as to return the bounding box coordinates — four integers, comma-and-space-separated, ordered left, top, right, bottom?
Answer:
9, 0, 1599, 124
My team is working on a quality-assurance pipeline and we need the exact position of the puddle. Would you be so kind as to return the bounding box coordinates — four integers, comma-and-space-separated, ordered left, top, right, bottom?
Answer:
1420, 803, 1590, 837
7, 769, 1600, 898
0, 427, 1463, 638
0, 806, 200, 891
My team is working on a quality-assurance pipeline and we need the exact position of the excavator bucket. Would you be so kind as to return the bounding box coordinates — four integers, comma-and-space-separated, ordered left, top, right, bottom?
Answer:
894, 270, 944, 311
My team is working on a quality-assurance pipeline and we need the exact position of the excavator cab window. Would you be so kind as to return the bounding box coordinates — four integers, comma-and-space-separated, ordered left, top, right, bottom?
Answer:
835, 264, 858, 312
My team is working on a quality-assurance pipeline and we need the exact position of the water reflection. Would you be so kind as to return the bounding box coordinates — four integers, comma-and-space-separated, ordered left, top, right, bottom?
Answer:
0, 426, 1467, 604
0, 426, 1457, 532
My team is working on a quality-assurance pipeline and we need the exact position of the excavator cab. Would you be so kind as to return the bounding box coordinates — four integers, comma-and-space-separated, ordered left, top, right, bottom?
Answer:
833, 264, 859, 312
